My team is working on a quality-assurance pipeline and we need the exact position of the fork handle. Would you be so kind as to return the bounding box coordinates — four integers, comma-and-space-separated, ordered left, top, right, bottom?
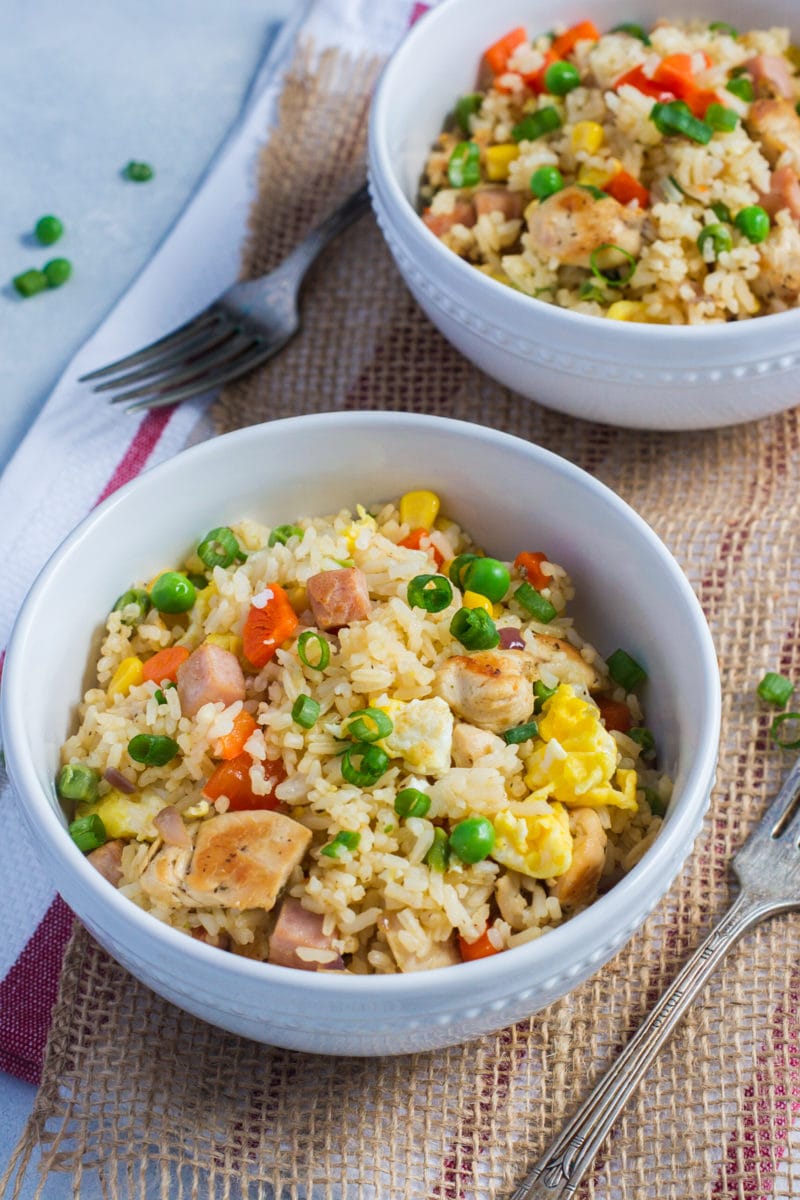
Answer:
279, 184, 372, 278
509, 889, 779, 1199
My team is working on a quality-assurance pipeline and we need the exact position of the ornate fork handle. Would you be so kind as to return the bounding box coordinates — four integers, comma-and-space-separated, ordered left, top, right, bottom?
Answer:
510, 889, 784, 1200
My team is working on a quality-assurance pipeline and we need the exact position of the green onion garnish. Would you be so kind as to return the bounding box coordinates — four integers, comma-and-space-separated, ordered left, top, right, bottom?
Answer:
769, 712, 800, 749
697, 223, 733, 260
455, 93, 483, 133
511, 106, 562, 143
610, 22, 651, 44
127, 734, 180, 767
726, 76, 754, 103
709, 20, 738, 36
297, 630, 331, 671
292, 694, 320, 729
69, 813, 107, 853
514, 582, 557, 623
589, 244, 637, 289
449, 553, 480, 590
758, 672, 795, 707
448, 141, 481, 187
394, 787, 431, 818
12, 269, 48, 298
197, 526, 240, 569
607, 648, 647, 691
340, 742, 390, 787
345, 707, 393, 743
502, 721, 539, 745
578, 184, 607, 200
186, 573, 208, 590
424, 826, 450, 873
407, 573, 453, 613
154, 689, 167, 705
579, 280, 608, 303
705, 103, 739, 133
321, 830, 361, 858
268, 524, 303, 547
57, 763, 100, 803
711, 201, 733, 223
533, 680, 557, 713
629, 727, 656, 757
112, 588, 151, 626
650, 101, 713, 144
643, 786, 667, 817
449, 607, 500, 650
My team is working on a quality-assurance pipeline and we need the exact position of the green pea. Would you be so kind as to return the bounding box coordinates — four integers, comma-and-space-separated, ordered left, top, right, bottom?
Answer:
149, 572, 196, 614
394, 788, 431, 818
531, 165, 564, 199
112, 588, 152, 626
13, 269, 47, 298
734, 205, 770, 244
57, 763, 100, 803
544, 61, 581, 95
35, 215, 64, 245
462, 557, 510, 602
123, 160, 154, 182
127, 734, 180, 767
449, 815, 496, 864
44, 258, 72, 288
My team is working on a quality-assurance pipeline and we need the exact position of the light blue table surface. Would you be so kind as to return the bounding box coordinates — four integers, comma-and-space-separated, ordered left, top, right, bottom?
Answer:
0, 1, 290, 1193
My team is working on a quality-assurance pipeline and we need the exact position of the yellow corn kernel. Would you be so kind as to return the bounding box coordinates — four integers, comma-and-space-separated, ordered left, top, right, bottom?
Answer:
577, 165, 613, 189
787, 44, 800, 68
107, 656, 144, 698
523, 198, 539, 224
399, 490, 440, 531
606, 300, 648, 322
205, 633, 243, 657
571, 121, 604, 154
286, 584, 308, 615
462, 590, 493, 615
484, 143, 520, 181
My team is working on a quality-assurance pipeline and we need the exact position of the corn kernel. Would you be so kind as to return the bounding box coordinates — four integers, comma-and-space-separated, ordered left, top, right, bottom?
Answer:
399, 490, 440, 531
607, 301, 648, 322
577, 165, 613, 189
484, 143, 521, 181
205, 633, 243, 657
463, 590, 493, 615
571, 121, 605, 154
523, 198, 539, 224
286, 584, 308, 615
108, 656, 144, 698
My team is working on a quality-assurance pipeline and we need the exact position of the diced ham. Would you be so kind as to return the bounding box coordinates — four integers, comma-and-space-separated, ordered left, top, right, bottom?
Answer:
745, 98, 800, 172
306, 567, 371, 631
268, 897, 342, 971
87, 839, 124, 886
176, 643, 246, 718
422, 198, 477, 237
747, 54, 796, 100
473, 187, 525, 220
758, 164, 800, 220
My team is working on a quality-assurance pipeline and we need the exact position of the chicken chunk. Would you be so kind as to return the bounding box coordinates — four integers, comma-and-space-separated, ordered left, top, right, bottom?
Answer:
550, 808, 607, 910
176, 643, 246, 719
380, 913, 460, 973
526, 633, 600, 692
139, 844, 193, 907
306, 567, 371, 631
87, 838, 124, 886
422, 197, 476, 237
435, 650, 536, 733
745, 98, 800, 172
473, 187, 525, 220
753, 218, 800, 302
185, 811, 311, 910
759, 164, 800, 220
268, 897, 342, 971
747, 54, 796, 100
527, 185, 644, 267
451, 721, 507, 767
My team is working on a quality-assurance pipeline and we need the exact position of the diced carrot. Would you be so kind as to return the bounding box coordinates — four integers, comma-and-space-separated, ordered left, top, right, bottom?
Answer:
399, 527, 445, 568
551, 20, 600, 59
522, 48, 557, 92
242, 583, 299, 668
141, 644, 190, 685
214, 710, 258, 760
458, 925, 503, 962
652, 54, 718, 115
202, 753, 286, 811
596, 697, 633, 734
484, 26, 527, 76
514, 551, 550, 590
614, 66, 675, 101
603, 169, 650, 208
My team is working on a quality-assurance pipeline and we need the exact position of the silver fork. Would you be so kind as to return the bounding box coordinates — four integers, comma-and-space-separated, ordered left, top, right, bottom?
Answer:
511, 756, 800, 1199
79, 184, 371, 413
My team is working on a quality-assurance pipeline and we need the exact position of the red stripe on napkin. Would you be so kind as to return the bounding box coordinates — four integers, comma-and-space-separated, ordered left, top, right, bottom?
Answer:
95, 408, 175, 505
409, 3, 430, 24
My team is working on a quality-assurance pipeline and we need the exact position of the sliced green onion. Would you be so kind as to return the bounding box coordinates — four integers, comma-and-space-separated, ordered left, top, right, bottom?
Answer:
321, 830, 361, 858
449, 607, 500, 650
650, 101, 713, 144
610, 22, 651, 44
705, 103, 738, 133
448, 141, 481, 188
607, 648, 647, 691
112, 588, 151, 627
455, 93, 483, 133
661, 174, 685, 203
758, 671, 795, 707
407, 573, 453, 613
292, 694, 320, 729
449, 553, 480, 589
579, 280, 608, 303
511, 106, 562, 143
578, 183, 606, 200
13, 268, 47, 297
197, 526, 240, 569
345, 707, 393, 743
424, 826, 450, 873
394, 787, 431, 818
589, 243, 637, 288
643, 786, 667, 817
697, 223, 733, 260
187, 572, 209, 590
514, 582, 557, 623
297, 630, 331, 670
268, 524, 303, 547
340, 742, 390, 787
709, 20, 738, 36
629, 726, 656, 757
154, 689, 167, 705
711, 201, 733, 223
726, 76, 754, 103
57, 763, 100, 803
533, 680, 558, 714
127, 734, 180, 767
69, 814, 107, 853
502, 721, 539, 745
769, 712, 800, 749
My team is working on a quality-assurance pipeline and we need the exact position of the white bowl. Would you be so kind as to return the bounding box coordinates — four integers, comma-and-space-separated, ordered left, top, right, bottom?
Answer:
368, 0, 800, 430
1, 412, 720, 1054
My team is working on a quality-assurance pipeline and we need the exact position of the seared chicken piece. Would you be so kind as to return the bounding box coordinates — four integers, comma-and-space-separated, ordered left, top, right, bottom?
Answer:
526, 633, 600, 691
423, 197, 477, 237
176, 643, 246, 718
306, 567, 371, 631
550, 808, 607, 910
380, 913, 460, 972
451, 721, 507, 767
527, 186, 644, 267
140, 844, 193, 907
435, 650, 536, 733
745, 99, 800, 171
87, 838, 124, 886
747, 54, 796, 100
753, 218, 800, 302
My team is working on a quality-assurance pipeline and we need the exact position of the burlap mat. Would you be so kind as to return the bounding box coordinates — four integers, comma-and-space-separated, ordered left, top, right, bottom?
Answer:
5, 41, 800, 1200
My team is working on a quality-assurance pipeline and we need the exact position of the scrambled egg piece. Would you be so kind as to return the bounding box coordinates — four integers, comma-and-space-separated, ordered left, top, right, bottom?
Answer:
382, 698, 453, 777
343, 506, 376, 553
78, 789, 167, 841
525, 684, 637, 811
492, 800, 573, 879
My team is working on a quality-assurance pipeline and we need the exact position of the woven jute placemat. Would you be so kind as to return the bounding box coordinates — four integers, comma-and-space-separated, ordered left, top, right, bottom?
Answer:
5, 41, 800, 1200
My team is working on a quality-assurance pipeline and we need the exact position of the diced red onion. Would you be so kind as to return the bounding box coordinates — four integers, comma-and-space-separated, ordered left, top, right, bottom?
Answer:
498, 627, 525, 650
103, 767, 136, 794
153, 805, 191, 848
